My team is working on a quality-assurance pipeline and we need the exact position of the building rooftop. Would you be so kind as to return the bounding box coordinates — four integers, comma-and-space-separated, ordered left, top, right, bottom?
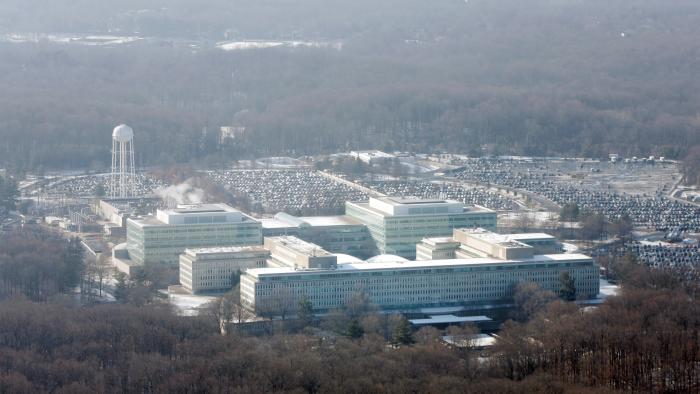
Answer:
261, 218, 295, 229
456, 228, 534, 249
442, 334, 497, 348
366, 254, 410, 264
266, 236, 333, 257
335, 253, 365, 264
381, 197, 448, 205
348, 196, 493, 217
170, 203, 238, 214
129, 203, 257, 227
298, 215, 363, 227
409, 314, 492, 325
508, 233, 557, 241
185, 245, 268, 255
421, 237, 460, 246
244, 253, 593, 277
262, 214, 364, 229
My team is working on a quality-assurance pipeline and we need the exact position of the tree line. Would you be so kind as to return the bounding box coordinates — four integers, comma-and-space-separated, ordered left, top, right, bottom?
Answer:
1, 228, 699, 392
0, 0, 699, 184
0, 230, 83, 301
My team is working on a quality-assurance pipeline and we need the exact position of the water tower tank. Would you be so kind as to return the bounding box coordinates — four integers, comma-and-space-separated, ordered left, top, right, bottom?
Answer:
112, 124, 134, 142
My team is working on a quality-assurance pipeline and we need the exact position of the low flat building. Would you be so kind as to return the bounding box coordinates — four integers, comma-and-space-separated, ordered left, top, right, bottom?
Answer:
94, 197, 162, 227
417, 229, 563, 261
112, 243, 143, 276
453, 228, 535, 260
180, 246, 270, 294
408, 314, 492, 327
350, 150, 395, 164
264, 236, 337, 270
506, 232, 563, 254
240, 229, 599, 315
262, 212, 374, 258
125, 203, 262, 267
416, 237, 461, 260
346, 197, 497, 259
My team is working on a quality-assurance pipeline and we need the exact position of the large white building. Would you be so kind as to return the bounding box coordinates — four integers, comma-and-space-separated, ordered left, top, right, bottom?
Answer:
346, 197, 497, 259
124, 203, 262, 267
416, 228, 563, 260
180, 246, 270, 294
240, 229, 598, 315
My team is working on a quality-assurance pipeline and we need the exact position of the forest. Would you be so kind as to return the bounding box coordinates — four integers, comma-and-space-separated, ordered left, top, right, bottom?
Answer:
0, 0, 699, 182
1, 229, 699, 393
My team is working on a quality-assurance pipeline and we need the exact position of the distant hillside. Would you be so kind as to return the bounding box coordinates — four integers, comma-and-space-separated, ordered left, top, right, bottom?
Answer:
0, 0, 698, 180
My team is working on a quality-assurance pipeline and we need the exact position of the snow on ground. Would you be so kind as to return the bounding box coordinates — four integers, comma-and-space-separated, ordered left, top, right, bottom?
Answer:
87, 288, 116, 303
561, 242, 579, 253
2, 33, 142, 46
217, 40, 342, 51
255, 157, 310, 168
169, 293, 219, 316
399, 161, 433, 174
503, 211, 557, 223
598, 278, 620, 298
639, 240, 671, 247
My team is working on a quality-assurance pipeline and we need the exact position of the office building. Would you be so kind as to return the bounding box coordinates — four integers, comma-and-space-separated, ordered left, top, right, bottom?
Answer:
240, 230, 598, 316
346, 197, 496, 259
125, 203, 262, 267
261, 212, 374, 258
180, 246, 270, 294
415, 237, 462, 261
264, 236, 337, 270
417, 228, 563, 261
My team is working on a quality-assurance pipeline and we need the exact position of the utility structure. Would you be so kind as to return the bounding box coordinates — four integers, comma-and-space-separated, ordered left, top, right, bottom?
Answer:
110, 124, 137, 198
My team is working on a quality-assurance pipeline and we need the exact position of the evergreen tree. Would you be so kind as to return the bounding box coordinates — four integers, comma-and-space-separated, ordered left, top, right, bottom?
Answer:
61, 237, 85, 291
297, 295, 314, 328
0, 176, 19, 212
559, 271, 577, 301
559, 203, 580, 222
346, 319, 364, 338
114, 272, 129, 303
391, 317, 414, 345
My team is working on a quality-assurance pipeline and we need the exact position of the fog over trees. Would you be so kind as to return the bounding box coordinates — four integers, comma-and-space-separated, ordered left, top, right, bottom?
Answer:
0, 0, 699, 179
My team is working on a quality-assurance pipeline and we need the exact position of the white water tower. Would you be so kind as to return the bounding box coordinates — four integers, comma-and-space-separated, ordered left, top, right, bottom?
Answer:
110, 124, 136, 198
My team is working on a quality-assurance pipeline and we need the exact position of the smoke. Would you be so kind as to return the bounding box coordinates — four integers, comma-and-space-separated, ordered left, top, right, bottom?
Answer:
156, 179, 206, 207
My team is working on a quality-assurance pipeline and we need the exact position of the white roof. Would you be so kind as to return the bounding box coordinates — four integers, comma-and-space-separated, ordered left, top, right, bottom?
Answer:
335, 253, 365, 264
244, 253, 593, 277
267, 236, 333, 257
366, 254, 409, 264
508, 233, 557, 241
185, 245, 268, 255
261, 218, 296, 229
264, 214, 363, 228
298, 215, 362, 227
442, 334, 496, 348
409, 314, 492, 325
421, 237, 459, 246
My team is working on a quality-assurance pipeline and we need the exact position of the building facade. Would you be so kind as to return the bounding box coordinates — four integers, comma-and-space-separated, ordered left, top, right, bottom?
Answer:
126, 204, 262, 266
240, 253, 599, 315
180, 246, 270, 294
346, 197, 497, 259
417, 229, 564, 261
262, 213, 374, 258
264, 236, 337, 270
240, 229, 597, 315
